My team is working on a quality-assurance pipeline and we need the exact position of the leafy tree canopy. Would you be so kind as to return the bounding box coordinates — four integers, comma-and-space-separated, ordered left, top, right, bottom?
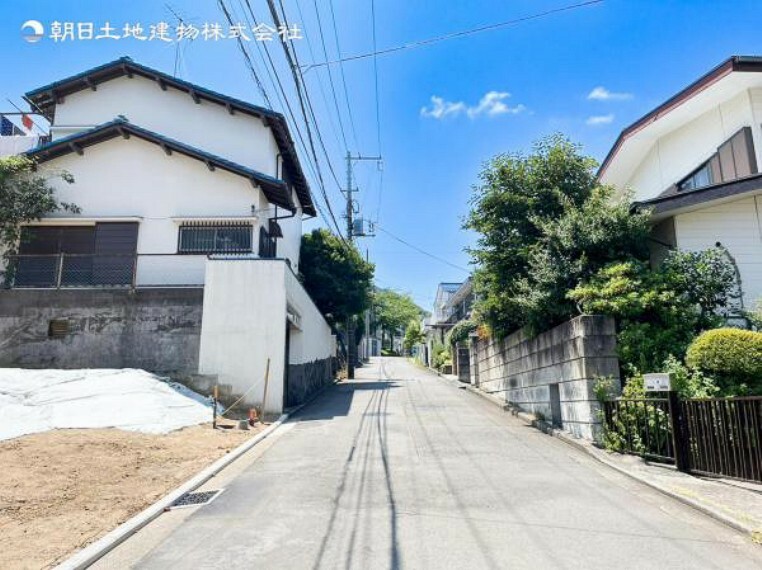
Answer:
0, 155, 78, 259
403, 319, 425, 351
465, 134, 648, 337
299, 228, 374, 327
569, 246, 741, 374
373, 289, 423, 334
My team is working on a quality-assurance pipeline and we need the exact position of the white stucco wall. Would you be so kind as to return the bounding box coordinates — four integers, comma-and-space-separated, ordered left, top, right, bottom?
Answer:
674, 194, 762, 309
53, 75, 280, 177
198, 259, 335, 414
199, 259, 288, 415
625, 90, 756, 201
36, 136, 269, 284
285, 266, 335, 365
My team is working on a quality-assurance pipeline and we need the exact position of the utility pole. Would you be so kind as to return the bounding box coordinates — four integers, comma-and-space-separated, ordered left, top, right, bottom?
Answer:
344, 151, 381, 379
345, 150, 355, 379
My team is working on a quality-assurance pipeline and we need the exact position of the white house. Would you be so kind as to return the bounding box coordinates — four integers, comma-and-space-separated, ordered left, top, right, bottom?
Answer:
422, 282, 462, 367
599, 55, 762, 311
0, 57, 335, 415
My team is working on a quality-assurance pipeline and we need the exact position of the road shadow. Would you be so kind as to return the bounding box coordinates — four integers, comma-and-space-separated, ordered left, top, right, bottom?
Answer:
290, 380, 400, 422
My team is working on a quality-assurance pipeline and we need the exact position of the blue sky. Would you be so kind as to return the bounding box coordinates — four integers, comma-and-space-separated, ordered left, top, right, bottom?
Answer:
2, 1, 762, 309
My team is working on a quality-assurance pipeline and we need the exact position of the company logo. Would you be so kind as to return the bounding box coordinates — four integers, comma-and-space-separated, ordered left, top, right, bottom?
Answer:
19, 20, 303, 43
21, 20, 45, 43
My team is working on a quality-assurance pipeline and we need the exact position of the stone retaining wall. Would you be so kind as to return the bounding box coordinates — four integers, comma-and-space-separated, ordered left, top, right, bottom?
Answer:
286, 357, 334, 408
471, 315, 620, 439
0, 288, 203, 376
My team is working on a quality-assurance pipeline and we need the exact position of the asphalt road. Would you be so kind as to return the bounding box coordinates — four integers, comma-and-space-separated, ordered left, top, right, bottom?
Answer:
131, 357, 762, 569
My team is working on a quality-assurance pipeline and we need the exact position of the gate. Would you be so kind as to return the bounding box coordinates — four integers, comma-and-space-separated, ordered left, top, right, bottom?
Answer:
602, 395, 762, 483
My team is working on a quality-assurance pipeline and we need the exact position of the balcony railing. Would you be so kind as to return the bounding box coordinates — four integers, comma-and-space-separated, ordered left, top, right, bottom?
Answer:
3, 253, 208, 289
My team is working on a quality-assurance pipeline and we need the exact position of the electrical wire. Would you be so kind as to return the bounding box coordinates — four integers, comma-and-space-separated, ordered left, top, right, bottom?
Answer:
293, 0, 345, 152
370, 0, 381, 154
218, 0, 273, 108
327, 0, 360, 150
375, 224, 470, 274
369, 0, 384, 224
266, 0, 347, 242
221, 0, 346, 240
310, 0, 350, 151
304, 0, 604, 69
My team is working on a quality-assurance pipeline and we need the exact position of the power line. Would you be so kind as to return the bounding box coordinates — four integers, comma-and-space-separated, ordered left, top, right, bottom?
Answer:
310, 0, 349, 151
221, 0, 346, 239
327, 0, 360, 150
218, 0, 273, 108
304, 0, 604, 69
370, 0, 381, 154
265, 0, 347, 240
369, 0, 384, 224
375, 225, 470, 274
273, 0, 344, 195
292, 0, 345, 152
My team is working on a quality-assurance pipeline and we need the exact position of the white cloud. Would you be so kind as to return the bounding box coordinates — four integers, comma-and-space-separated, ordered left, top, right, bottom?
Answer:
421, 91, 525, 120
587, 86, 633, 101
586, 114, 614, 126
419, 96, 467, 119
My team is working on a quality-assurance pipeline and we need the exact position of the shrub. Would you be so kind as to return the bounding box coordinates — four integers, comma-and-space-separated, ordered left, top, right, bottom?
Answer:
686, 328, 762, 395
569, 260, 696, 373
569, 247, 741, 375
661, 355, 719, 399
446, 319, 477, 346
744, 298, 762, 331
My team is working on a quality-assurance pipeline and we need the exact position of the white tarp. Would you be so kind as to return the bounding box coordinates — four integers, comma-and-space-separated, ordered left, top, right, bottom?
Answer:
0, 368, 214, 441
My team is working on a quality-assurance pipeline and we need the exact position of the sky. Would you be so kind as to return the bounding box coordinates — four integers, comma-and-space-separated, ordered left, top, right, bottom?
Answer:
2, 0, 762, 309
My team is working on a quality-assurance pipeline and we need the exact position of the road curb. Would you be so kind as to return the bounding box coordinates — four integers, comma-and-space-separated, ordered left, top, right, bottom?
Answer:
54, 377, 348, 570
56, 375, 344, 569
54, 414, 290, 570
461, 383, 759, 540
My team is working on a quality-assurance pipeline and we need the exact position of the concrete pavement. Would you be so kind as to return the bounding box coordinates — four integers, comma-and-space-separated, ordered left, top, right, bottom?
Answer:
107, 357, 762, 569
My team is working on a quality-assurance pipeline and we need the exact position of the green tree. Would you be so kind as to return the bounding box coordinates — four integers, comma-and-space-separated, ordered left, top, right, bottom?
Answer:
569, 247, 741, 374
517, 186, 651, 333
403, 319, 425, 352
465, 134, 648, 337
569, 260, 697, 373
299, 229, 374, 327
0, 156, 78, 276
373, 289, 423, 349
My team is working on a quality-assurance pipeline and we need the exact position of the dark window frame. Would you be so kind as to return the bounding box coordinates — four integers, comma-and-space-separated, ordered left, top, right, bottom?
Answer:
177, 222, 253, 255
677, 160, 714, 192
676, 126, 757, 192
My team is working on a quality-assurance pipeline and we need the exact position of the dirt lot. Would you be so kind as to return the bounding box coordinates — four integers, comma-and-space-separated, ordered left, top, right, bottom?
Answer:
0, 423, 261, 569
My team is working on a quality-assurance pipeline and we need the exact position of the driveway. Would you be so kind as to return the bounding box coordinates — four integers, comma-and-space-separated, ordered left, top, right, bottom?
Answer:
126, 357, 761, 569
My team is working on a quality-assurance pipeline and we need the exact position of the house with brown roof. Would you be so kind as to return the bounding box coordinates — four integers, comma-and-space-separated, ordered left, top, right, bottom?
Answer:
599, 56, 762, 310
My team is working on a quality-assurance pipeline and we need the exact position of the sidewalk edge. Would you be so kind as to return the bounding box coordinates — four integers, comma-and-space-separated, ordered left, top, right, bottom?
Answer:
462, 383, 759, 540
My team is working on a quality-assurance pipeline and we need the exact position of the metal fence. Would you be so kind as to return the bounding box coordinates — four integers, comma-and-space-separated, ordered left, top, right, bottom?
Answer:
3, 253, 206, 289
603, 395, 762, 483
602, 398, 675, 463
681, 397, 762, 483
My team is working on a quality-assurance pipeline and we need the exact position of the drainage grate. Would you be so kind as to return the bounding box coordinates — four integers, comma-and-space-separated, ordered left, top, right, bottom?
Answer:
169, 489, 224, 510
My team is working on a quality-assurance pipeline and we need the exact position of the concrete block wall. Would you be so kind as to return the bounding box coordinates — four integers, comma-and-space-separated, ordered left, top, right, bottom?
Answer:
472, 315, 620, 439
0, 288, 203, 375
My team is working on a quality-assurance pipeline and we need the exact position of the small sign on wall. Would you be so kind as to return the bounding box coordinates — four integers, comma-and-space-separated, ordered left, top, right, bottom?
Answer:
644, 373, 672, 392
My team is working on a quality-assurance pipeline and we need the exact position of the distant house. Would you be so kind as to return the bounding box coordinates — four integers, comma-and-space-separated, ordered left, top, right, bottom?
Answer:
599, 55, 762, 310
422, 280, 474, 375
0, 57, 334, 415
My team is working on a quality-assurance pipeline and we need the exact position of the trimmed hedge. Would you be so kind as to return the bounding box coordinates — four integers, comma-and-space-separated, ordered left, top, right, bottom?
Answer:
686, 328, 762, 395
